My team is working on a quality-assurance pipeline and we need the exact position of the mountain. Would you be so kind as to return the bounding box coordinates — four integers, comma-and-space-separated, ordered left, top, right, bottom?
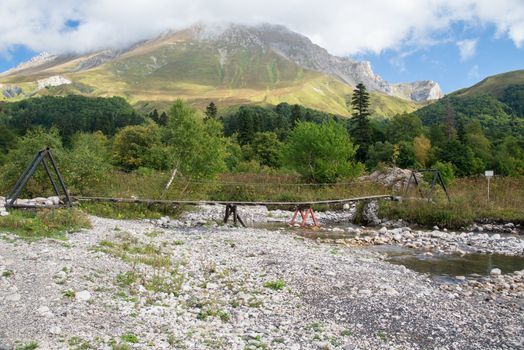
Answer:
414, 69, 524, 139
0, 23, 442, 116
451, 69, 524, 99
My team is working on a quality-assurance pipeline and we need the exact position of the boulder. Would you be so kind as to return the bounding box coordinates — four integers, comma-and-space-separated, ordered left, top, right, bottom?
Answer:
361, 201, 381, 226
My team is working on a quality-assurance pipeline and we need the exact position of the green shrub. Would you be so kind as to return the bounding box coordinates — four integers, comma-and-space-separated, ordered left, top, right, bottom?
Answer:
263, 279, 286, 291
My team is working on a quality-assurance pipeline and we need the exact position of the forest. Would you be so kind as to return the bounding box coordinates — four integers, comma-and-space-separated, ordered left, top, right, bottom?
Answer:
0, 85, 523, 200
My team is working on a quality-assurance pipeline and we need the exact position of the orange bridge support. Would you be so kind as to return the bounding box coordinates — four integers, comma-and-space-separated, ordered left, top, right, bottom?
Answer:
290, 205, 319, 228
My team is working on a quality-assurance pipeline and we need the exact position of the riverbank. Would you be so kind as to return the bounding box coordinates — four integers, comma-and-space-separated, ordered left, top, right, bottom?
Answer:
1, 209, 523, 349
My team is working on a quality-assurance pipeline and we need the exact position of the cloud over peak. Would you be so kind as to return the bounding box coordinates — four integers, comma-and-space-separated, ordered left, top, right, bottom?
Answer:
0, 0, 523, 58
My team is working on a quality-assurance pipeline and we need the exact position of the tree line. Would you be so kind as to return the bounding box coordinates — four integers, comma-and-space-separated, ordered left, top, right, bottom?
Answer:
0, 86, 523, 196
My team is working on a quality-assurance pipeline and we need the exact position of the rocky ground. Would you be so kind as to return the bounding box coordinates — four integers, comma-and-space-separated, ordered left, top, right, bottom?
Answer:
0, 205, 523, 350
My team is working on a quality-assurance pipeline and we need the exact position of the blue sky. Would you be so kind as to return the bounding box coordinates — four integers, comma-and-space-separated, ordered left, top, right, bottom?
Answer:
355, 25, 524, 93
0, 1, 523, 94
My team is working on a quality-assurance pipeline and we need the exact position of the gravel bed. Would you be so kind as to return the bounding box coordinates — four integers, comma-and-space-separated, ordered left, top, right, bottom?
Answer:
0, 213, 523, 349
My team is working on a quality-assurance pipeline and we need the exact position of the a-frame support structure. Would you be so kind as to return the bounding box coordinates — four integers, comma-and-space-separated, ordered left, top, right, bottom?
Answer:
223, 204, 246, 227
5, 147, 71, 209
404, 169, 450, 202
290, 204, 319, 228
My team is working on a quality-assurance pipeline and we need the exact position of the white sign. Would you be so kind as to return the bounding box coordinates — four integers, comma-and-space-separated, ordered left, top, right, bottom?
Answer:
485, 170, 494, 177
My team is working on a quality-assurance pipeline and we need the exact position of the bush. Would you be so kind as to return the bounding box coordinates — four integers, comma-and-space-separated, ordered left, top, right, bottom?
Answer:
285, 121, 362, 183
63, 132, 112, 195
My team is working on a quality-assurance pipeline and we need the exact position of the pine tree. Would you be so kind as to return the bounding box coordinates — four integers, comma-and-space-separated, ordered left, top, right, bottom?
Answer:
350, 83, 372, 163
291, 104, 302, 125
159, 112, 168, 126
351, 83, 370, 119
204, 102, 218, 121
150, 109, 159, 123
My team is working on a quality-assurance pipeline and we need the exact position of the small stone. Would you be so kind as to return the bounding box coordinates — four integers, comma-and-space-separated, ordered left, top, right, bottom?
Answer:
490, 268, 502, 276
38, 306, 53, 316
76, 290, 92, 301
384, 286, 399, 296
433, 225, 439, 230
49, 326, 62, 335
342, 203, 350, 210
206, 282, 219, 289
455, 276, 466, 281
6, 293, 21, 302
378, 227, 388, 235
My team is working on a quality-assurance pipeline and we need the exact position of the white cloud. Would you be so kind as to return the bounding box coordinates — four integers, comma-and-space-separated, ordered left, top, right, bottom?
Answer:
0, 0, 523, 57
457, 39, 478, 61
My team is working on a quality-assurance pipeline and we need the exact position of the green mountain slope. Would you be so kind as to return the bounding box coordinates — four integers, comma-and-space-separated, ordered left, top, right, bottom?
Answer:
453, 69, 524, 99
415, 70, 524, 140
0, 27, 423, 117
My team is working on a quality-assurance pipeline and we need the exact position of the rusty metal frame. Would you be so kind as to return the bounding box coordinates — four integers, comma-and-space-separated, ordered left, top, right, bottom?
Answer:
223, 204, 246, 227
404, 169, 450, 202
5, 147, 71, 209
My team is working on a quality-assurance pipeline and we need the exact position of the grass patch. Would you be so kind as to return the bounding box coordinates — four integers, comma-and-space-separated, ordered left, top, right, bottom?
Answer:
62, 289, 76, 298
97, 235, 171, 268
0, 208, 91, 240
79, 202, 184, 220
120, 332, 139, 344
68, 336, 92, 350
15, 341, 38, 350
2, 270, 14, 277
263, 279, 286, 290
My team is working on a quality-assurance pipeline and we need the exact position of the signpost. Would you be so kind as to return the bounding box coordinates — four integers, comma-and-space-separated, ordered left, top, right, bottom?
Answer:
485, 170, 494, 202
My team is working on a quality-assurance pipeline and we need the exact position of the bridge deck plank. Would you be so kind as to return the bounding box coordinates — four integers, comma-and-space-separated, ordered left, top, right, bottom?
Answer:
74, 195, 394, 207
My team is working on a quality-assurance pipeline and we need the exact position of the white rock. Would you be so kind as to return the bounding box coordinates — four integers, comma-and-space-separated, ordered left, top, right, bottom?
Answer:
490, 268, 502, 276
378, 227, 388, 235
76, 290, 92, 301
49, 326, 62, 335
38, 306, 53, 317
6, 293, 21, 302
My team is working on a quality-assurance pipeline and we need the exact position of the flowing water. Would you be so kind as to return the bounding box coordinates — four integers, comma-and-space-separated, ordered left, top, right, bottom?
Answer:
257, 222, 524, 278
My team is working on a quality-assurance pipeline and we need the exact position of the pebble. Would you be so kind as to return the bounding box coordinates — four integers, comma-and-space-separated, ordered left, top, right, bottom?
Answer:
75, 290, 92, 302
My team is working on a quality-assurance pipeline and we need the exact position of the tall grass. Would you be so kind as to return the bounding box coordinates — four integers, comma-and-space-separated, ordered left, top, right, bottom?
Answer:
382, 176, 524, 228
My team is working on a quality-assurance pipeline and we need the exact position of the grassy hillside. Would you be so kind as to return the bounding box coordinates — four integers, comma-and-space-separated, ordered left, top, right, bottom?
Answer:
453, 69, 524, 98
0, 41, 422, 117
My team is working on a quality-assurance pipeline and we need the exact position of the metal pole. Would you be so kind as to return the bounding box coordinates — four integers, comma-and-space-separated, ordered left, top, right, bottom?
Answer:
42, 158, 61, 197
7, 151, 46, 207
487, 177, 491, 202
47, 149, 71, 206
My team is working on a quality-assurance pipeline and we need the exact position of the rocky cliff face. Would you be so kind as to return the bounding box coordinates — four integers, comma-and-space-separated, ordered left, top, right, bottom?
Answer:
193, 23, 443, 101
0, 23, 443, 104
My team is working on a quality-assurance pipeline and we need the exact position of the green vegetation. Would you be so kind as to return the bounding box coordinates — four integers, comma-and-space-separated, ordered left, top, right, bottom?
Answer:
285, 120, 361, 182
0, 74, 522, 227
0, 209, 91, 240
381, 177, 524, 228
62, 289, 76, 298
15, 342, 39, 350
263, 279, 286, 290
120, 332, 139, 344
0, 95, 142, 142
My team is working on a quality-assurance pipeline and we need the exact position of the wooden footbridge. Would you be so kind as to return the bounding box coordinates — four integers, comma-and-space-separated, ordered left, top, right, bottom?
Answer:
74, 195, 397, 228
5, 147, 409, 228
